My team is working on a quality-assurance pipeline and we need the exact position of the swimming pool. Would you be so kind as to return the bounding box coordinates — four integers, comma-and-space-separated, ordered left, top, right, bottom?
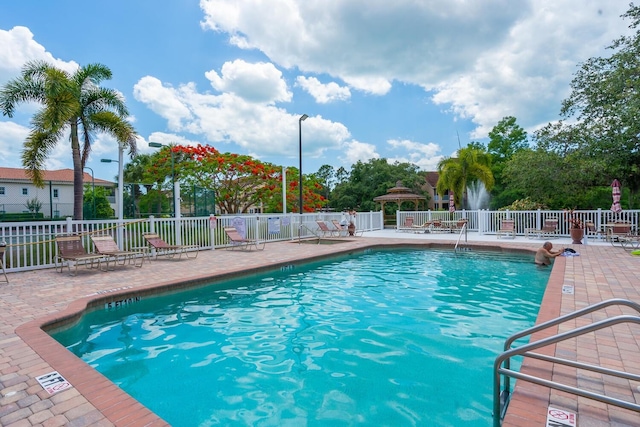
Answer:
52, 249, 549, 426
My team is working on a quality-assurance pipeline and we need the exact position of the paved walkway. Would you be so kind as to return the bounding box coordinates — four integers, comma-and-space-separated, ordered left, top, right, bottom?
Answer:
0, 230, 638, 426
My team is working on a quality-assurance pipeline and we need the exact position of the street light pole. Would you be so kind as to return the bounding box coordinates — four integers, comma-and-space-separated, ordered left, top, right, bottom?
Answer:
282, 166, 287, 215
100, 154, 124, 248
298, 114, 308, 215
83, 166, 95, 219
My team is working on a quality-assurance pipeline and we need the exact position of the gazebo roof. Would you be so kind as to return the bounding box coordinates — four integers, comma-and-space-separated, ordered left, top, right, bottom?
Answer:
373, 180, 426, 203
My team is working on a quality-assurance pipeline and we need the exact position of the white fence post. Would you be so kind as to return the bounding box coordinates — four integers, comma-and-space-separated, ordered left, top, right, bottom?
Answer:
209, 214, 216, 250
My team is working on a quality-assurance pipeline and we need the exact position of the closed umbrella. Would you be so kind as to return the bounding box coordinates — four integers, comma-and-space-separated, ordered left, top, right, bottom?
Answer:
611, 179, 622, 213
449, 190, 456, 212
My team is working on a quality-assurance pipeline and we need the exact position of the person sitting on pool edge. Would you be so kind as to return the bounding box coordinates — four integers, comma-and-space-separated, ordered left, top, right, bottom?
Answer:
535, 241, 564, 266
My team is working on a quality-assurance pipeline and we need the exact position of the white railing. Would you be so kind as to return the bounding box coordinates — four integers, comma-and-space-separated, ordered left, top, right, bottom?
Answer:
0, 211, 384, 273
397, 209, 640, 236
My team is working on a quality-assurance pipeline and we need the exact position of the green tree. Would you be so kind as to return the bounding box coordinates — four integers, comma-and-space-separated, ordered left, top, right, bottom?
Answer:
313, 164, 335, 203
330, 159, 426, 214
83, 185, 114, 219
486, 116, 528, 208
122, 154, 155, 218
0, 61, 138, 219
171, 144, 325, 214
487, 116, 528, 161
555, 4, 640, 206
436, 146, 494, 209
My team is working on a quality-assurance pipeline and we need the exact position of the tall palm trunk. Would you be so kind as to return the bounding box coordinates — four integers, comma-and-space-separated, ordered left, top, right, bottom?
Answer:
70, 123, 84, 220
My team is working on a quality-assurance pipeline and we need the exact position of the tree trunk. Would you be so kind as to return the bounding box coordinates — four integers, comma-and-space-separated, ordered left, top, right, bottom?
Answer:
70, 123, 84, 220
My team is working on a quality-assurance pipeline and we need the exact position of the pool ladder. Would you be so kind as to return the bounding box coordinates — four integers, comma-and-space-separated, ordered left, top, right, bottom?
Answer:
298, 224, 322, 244
454, 223, 470, 252
493, 298, 640, 426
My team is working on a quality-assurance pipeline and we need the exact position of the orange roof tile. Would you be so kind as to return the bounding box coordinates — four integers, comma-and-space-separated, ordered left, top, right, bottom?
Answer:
0, 167, 113, 185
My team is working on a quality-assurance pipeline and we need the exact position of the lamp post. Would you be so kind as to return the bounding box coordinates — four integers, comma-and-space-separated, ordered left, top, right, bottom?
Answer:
149, 142, 177, 218
100, 158, 122, 218
282, 166, 287, 214
298, 114, 308, 215
101, 144, 124, 248
83, 166, 95, 219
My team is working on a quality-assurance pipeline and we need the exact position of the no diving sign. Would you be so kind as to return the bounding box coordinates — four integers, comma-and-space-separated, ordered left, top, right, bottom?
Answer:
36, 371, 72, 395
547, 406, 576, 427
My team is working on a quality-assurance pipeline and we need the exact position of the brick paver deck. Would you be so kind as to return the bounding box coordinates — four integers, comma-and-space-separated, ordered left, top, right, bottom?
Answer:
1, 232, 638, 426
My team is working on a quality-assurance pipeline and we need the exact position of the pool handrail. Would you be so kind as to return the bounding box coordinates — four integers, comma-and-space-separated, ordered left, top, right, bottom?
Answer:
493, 298, 640, 426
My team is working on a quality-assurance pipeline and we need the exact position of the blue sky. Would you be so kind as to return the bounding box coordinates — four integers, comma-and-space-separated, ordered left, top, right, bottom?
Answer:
0, 0, 633, 182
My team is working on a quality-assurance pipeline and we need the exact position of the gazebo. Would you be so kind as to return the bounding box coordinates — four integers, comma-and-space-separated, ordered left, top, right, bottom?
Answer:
373, 180, 426, 212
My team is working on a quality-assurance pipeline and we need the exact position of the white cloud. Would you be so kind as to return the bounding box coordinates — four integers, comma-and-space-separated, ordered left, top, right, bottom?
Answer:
432, 1, 632, 138
133, 77, 194, 131
387, 139, 444, 171
205, 59, 291, 104
133, 71, 351, 161
0, 121, 28, 164
296, 76, 351, 103
340, 140, 380, 166
199, 0, 633, 137
0, 26, 79, 85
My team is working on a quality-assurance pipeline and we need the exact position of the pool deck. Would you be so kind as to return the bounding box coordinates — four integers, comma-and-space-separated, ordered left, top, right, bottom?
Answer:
0, 230, 639, 426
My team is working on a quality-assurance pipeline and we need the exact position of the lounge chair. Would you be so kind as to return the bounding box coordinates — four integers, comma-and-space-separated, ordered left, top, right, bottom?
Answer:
142, 233, 199, 259
412, 220, 435, 233
451, 219, 469, 233
429, 219, 444, 232
55, 235, 108, 276
585, 222, 604, 240
0, 244, 7, 283
316, 220, 340, 238
497, 220, 515, 239
223, 227, 265, 250
607, 222, 633, 244
397, 217, 415, 232
526, 219, 558, 239
331, 220, 362, 237
91, 235, 144, 268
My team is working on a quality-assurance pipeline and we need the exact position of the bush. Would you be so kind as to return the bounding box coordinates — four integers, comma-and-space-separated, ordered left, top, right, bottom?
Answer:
0, 212, 45, 222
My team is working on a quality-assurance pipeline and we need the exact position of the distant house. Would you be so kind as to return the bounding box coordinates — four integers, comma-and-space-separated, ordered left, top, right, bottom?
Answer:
423, 171, 452, 211
0, 167, 114, 219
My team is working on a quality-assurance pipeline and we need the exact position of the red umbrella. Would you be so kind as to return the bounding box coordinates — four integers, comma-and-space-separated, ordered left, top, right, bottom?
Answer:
611, 179, 622, 213
449, 190, 456, 212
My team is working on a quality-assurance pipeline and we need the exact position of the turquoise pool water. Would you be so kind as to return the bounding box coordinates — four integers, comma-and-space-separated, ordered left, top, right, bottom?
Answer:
52, 249, 549, 426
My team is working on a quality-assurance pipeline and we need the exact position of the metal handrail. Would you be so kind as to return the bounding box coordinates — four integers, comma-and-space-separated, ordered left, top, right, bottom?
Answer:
493, 299, 640, 426
298, 224, 321, 244
454, 223, 468, 252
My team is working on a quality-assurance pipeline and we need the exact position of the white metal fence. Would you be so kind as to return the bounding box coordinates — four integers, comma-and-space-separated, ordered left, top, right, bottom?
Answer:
0, 211, 384, 273
397, 209, 640, 236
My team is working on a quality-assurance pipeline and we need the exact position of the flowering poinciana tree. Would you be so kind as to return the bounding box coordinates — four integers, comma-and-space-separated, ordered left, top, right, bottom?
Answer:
167, 144, 326, 214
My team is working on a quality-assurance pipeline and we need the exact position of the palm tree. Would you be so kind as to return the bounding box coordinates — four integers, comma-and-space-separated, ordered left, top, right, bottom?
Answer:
436, 146, 495, 209
0, 60, 138, 219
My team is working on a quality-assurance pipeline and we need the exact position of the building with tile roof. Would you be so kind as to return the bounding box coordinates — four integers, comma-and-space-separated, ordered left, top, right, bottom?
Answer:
0, 167, 114, 219
423, 171, 452, 210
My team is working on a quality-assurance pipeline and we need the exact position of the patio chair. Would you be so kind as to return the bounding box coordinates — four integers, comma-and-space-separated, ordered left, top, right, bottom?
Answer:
315, 220, 340, 238
411, 220, 434, 233
142, 233, 199, 259
397, 217, 415, 232
223, 227, 265, 250
429, 219, 444, 232
607, 222, 633, 245
526, 219, 558, 239
451, 219, 468, 233
331, 220, 362, 237
585, 222, 604, 241
91, 235, 144, 268
0, 244, 7, 283
55, 235, 108, 276
497, 220, 515, 239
